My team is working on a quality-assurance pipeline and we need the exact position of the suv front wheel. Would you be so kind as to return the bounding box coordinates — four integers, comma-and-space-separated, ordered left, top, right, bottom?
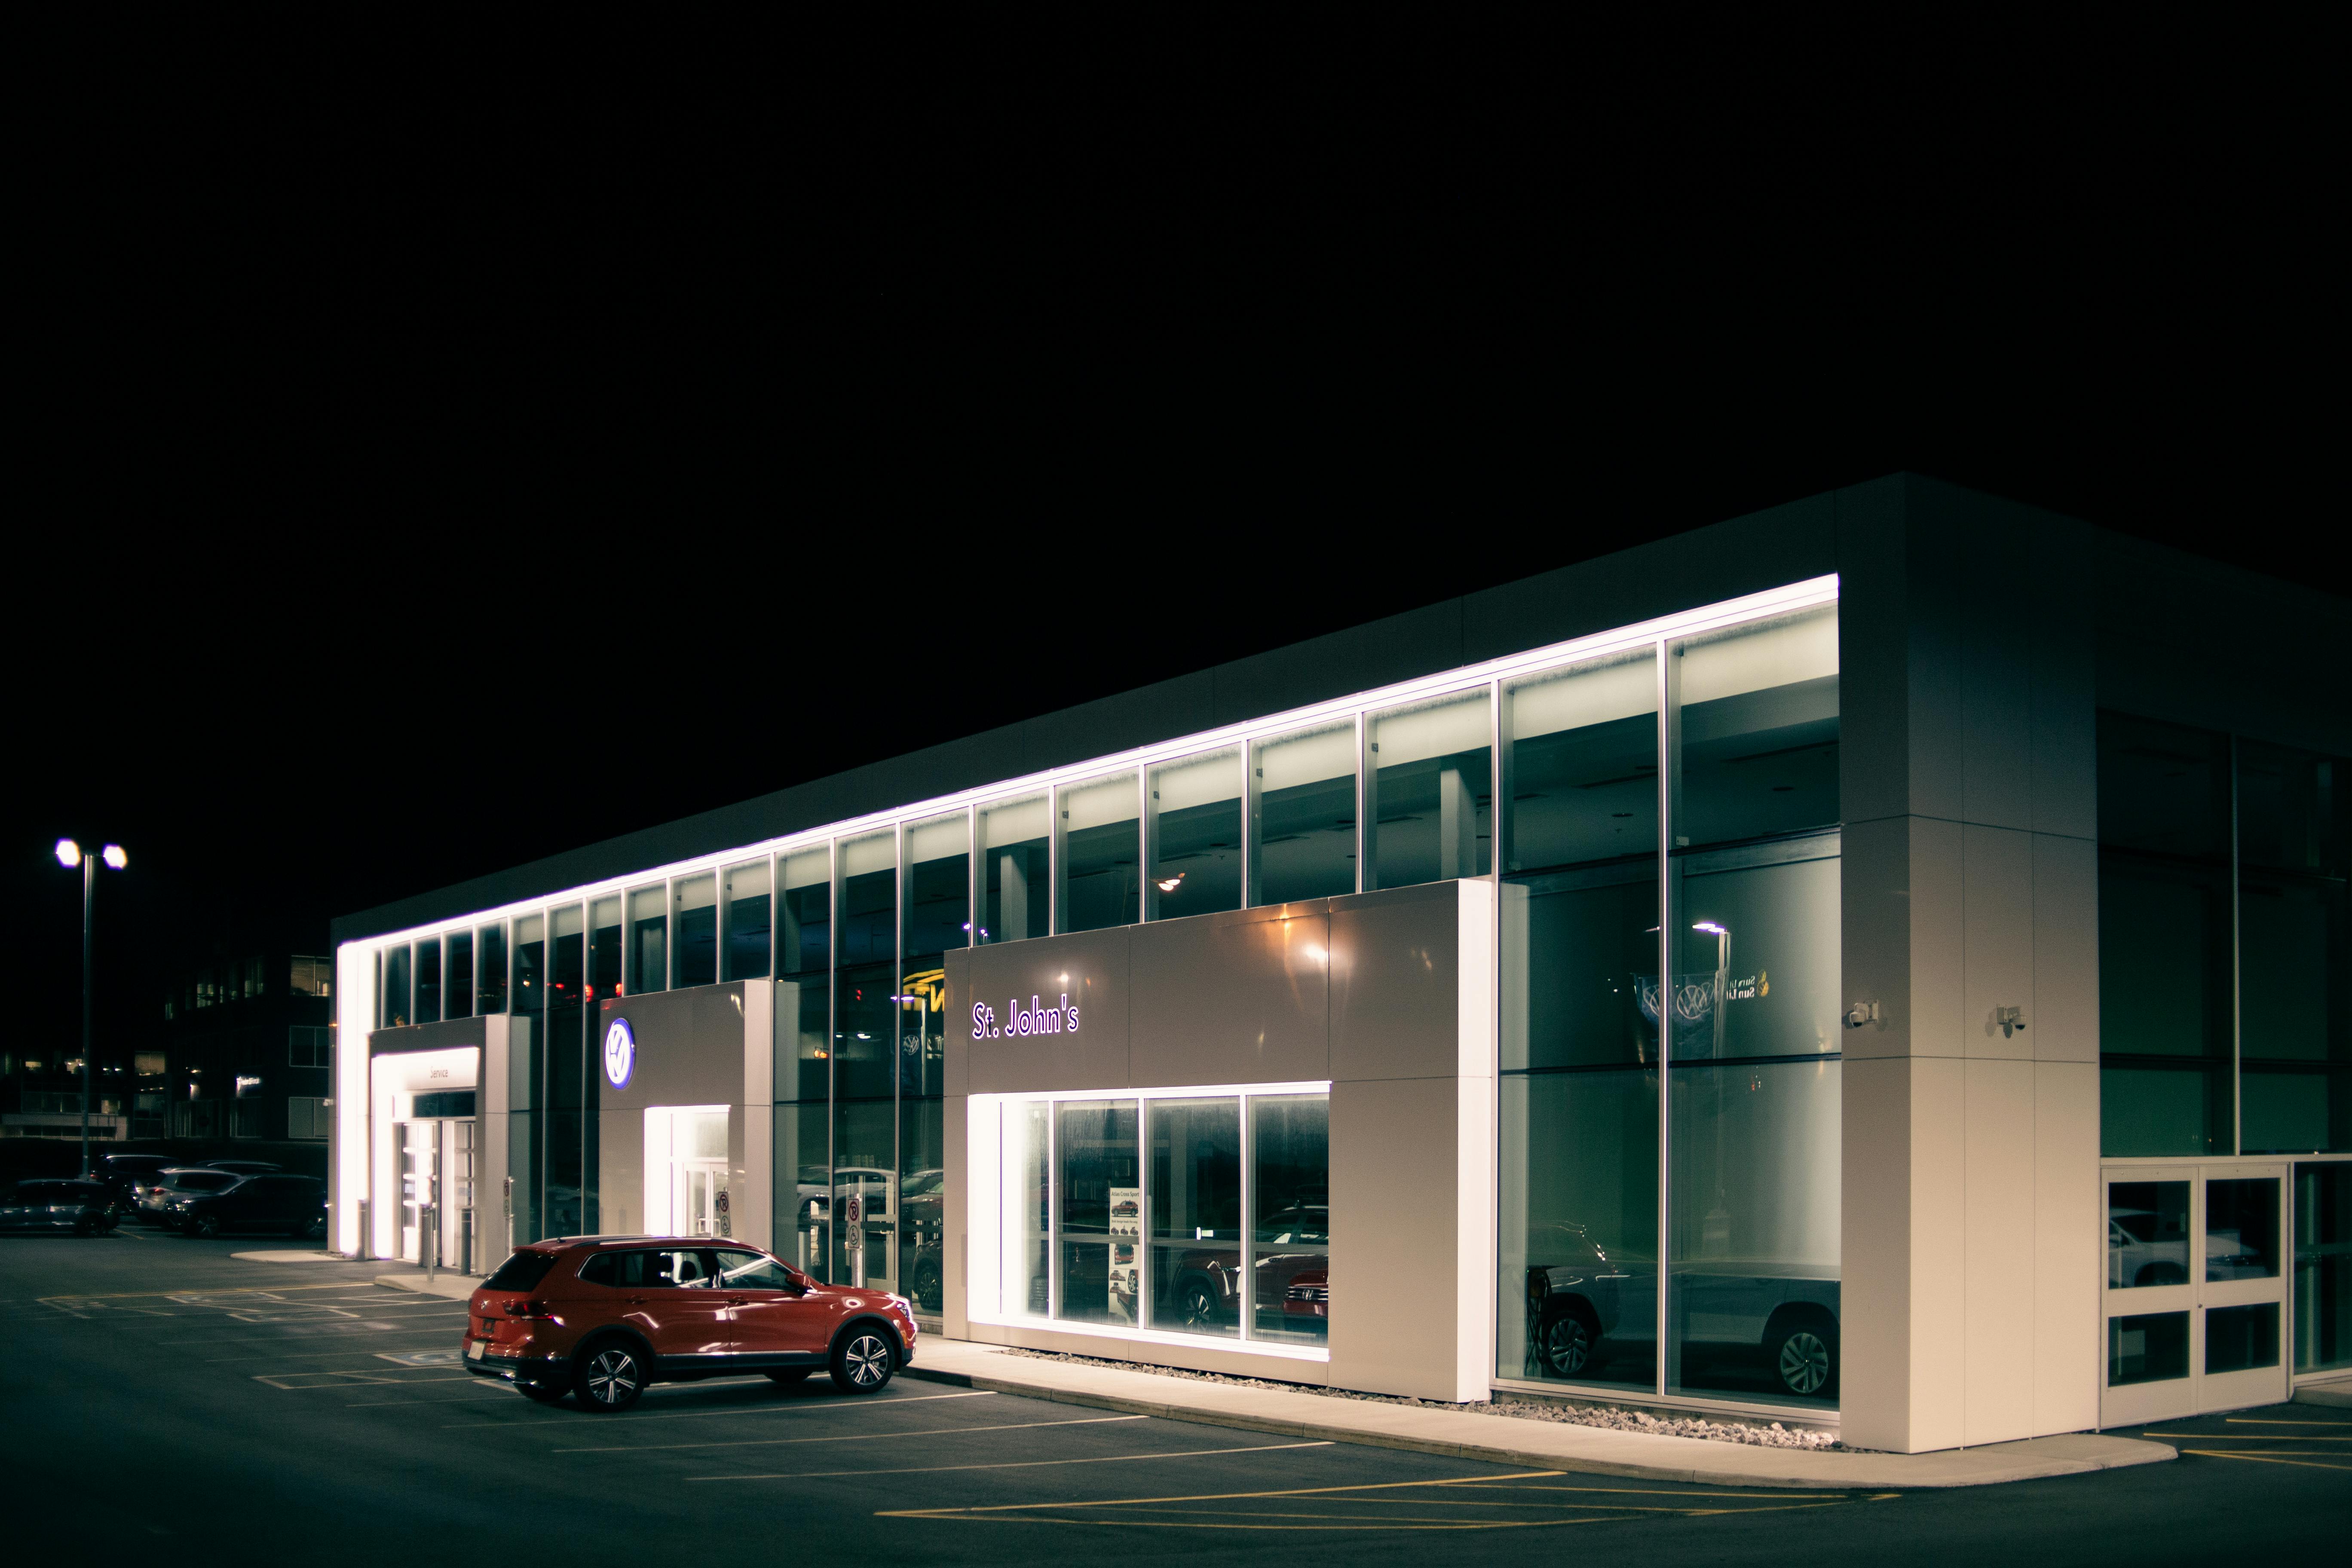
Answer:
831, 1329, 896, 1394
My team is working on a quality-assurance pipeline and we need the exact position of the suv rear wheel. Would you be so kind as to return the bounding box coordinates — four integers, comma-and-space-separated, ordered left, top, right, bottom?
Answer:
830, 1329, 895, 1394
575, 1341, 648, 1412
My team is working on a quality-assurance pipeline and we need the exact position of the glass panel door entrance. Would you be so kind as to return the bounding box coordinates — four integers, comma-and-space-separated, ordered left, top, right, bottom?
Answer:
2102, 1165, 2288, 1426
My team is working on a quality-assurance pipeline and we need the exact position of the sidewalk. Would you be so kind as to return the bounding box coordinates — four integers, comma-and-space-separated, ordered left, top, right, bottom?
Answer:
361, 1266, 2173, 1491
897, 1338, 2173, 1491
2295, 1375, 2352, 1409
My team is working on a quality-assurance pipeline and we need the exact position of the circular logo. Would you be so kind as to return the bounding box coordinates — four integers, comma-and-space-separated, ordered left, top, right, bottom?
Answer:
602, 1017, 636, 1089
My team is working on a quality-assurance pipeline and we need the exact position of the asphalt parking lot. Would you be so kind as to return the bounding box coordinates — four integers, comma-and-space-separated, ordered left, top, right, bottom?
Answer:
2, 1232, 2343, 1565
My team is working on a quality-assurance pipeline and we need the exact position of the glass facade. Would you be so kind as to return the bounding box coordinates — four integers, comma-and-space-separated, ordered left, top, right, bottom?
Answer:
1059, 772, 1141, 934
414, 936, 441, 1024
723, 858, 771, 981
1370, 690, 1492, 888
998, 1089, 1328, 1344
1252, 722, 1356, 904
2099, 717, 2349, 1155
359, 585, 1855, 1388
1502, 607, 1842, 1410
1148, 749, 1242, 920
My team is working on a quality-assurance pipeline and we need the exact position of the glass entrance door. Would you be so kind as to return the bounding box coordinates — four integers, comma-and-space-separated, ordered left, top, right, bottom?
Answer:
679, 1159, 726, 1237
833, 1169, 896, 1291
2102, 1165, 2288, 1426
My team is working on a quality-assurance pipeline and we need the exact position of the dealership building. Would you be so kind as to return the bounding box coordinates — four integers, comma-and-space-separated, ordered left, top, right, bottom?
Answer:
330, 475, 2349, 1451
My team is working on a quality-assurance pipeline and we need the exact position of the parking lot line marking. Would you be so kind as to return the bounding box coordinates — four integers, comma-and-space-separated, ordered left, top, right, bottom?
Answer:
554, 1413, 1145, 1455
880, 1469, 1564, 1519
2142, 1432, 2351, 1441
208, 1341, 461, 1362
440, 1388, 992, 1429
346, 1391, 517, 1408
698, 1439, 1338, 1481
2178, 1448, 2351, 1471
2221, 1417, 2352, 1425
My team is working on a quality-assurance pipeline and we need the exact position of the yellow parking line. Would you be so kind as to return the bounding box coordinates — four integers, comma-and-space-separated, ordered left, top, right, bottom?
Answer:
2143, 1433, 2351, 1441
2178, 1448, 2351, 1472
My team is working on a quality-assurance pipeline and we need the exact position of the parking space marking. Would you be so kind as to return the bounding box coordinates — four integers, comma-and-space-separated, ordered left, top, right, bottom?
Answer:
2143, 1433, 2351, 1441
554, 1413, 1144, 1455
700, 1439, 1337, 1482
207, 1340, 460, 1362
881, 1471, 1883, 1533
345, 1390, 517, 1409
440, 1388, 993, 1429
2178, 1449, 2351, 1471
255, 1368, 479, 1390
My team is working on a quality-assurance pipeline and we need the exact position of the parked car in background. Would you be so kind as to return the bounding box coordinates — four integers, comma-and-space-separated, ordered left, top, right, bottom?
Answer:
1163, 1204, 1329, 1333
92, 1154, 175, 1218
1524, 1222, 1842, 1400
2, 1179, 121, 1235
136, 1167, 242, 1226
171, 1173, 327, 1239
203, 1160, 283, 1176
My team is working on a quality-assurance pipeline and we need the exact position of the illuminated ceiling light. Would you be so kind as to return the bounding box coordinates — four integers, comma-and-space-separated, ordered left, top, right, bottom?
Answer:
1692, 922, 1727, 935
101, 845, 127, 870
54, 839, 80, 867
1154, 873, 1185, 893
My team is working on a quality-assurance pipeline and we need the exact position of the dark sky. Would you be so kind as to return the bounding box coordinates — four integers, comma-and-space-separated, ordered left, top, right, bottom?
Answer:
12, 21, 2338, 1065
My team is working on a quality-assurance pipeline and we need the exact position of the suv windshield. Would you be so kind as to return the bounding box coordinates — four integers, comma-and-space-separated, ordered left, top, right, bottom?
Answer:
168, 1172, 239, 1193
484, 1251, 562, 1292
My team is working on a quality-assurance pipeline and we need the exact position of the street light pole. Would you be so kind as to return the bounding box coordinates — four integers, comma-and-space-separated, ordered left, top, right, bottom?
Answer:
81, 851, 94, 1178
56, 839, 126, 1180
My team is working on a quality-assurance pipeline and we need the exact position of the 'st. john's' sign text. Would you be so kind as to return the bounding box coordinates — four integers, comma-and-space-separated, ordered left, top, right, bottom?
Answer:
974, 993, 1080, 1040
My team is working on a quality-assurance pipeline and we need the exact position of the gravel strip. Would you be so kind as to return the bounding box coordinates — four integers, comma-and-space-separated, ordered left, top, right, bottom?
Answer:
999, 1347, 1842, 1450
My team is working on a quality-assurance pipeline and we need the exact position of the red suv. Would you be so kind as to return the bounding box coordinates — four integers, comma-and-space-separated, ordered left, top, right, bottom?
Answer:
463, 1237, 918, 1412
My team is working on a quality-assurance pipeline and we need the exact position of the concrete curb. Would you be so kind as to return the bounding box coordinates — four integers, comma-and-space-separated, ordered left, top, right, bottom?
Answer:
2294, 1381, 2352, 1409
373, 1268, 478, 1301
897, 1341, 2174, 1490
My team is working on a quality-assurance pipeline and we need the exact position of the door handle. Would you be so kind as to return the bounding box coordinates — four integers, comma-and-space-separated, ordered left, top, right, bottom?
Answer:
626, 1296, 645, 1306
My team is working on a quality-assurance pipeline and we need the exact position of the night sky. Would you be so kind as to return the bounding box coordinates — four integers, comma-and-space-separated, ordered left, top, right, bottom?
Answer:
12, 23, 2337, 1069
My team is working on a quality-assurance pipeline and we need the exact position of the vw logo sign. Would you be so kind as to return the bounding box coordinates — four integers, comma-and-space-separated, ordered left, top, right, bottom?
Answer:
603, 1017, 636, 1090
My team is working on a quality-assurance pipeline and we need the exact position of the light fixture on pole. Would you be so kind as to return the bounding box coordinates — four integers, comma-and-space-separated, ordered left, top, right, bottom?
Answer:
55, 839, 129, 1179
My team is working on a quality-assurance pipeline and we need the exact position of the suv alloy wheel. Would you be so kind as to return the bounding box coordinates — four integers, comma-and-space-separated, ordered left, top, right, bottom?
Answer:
831, 1329, 895, 1393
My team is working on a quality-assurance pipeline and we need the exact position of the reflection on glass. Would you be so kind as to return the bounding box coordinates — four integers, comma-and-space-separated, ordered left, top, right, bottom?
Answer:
778, 847, 831, 976
415, 940, 442, 1025
628, 884, 666, 995
1503, 1071, 1657, 1389
2206, 1179, 2280, 1280
1506, 649, 1657, 876
1149, 751, 1242, 921
2107, 1311, 2190, 1385
831, 1098, 893, 1290
2107, 1181, 2191, 1287
723, 859, 771, 981
905, 812, 970, 958
1005, 1101, 1049, 1317
2205, 1303, 2279, 1374
1371, 690, 1491, 889
673, 873, 717, 988
1251, 1095, 1329, 1344
446, 931, 473, 1019
979, 796, 1049, 944
1667, 1056, 1841, 1404
2293, 1162, 2352, 1372
1057, 1100, 1139, 1327
1148, 1098, 1241, 1338
547, 903, 587, 1235
1669, 853, 1841, 1062
1673, 607, 1839, 849
512, 914, 543, 1017
1253, 722, 1356, 906
1060, 773, 1140, 934
773, 1102, 828, 1277
835, 834, 896, 1103
2098, 714, 2234, 1156
900, 1099, 944, 1313
476, 923, 505, 1015
589, 896, 621, 998
2238, 740, 2349, 1154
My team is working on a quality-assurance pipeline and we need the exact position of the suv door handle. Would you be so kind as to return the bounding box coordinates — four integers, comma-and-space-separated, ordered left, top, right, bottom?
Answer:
626, 1296, 646, 1306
